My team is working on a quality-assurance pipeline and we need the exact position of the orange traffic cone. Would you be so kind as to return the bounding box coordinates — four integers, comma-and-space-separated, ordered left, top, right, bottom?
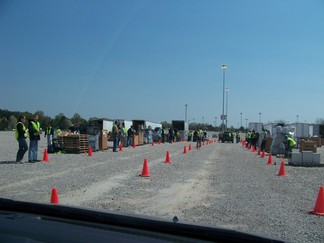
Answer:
261, 149, 265, 158
309, 186, 324, 215
252, 146, 256, 152
257, 148, 261, 155
183, 146, 187, 154
158, 140, 161, 145
132, 142, 136, 148
152, 141, 155, 146
267, 153, 273, 165
88, 146, 93, 156
50, 187, 59, 204
119, 143, 123, 152
278, 161, 286, 176
189, 144, 192, 151
42, 148, 49, 162
165, 151, 171, 163
247, 144, 251, 150
141, 158, 150, 177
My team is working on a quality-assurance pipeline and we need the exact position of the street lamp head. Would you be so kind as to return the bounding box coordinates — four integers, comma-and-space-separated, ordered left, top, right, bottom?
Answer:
221, 64, 227, 69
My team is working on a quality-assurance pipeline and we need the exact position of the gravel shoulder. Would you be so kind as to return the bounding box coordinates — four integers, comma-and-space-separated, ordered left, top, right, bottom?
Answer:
0, 131, 323, 242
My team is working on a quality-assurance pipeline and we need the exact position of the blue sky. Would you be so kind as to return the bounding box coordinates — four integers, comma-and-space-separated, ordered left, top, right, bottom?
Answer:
1, 0, 324, 127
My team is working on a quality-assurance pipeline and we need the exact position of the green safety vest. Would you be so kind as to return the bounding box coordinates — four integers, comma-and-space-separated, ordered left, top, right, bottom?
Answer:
15, 122, 28, 140
30, 121, 41, 136
47, 127, 52, 135
197, 130, 203, 137
287, 137, 297, 148
122, 127, 127, 135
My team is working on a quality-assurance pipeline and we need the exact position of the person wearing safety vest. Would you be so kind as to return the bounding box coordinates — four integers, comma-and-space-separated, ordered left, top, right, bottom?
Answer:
15, 115, 29, 163
286, 136, 297, 157
28, 113, 42, 162
197, 129, 203, 148
121, 122, 128, 147
45, 124, 54, 153
187, 131, 192, 142
161, 128, 165, 143
236, 132, 240, 143
112, 121, 119, 152
245, 131, 251, 147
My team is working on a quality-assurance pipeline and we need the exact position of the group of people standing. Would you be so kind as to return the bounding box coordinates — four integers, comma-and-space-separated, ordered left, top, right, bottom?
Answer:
15, 113, 55, 163
112, 121, 136, 152
15, 113, 42, 163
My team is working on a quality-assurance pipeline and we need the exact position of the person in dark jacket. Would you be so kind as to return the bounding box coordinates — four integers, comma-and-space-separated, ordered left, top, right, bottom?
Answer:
28, 113, 42, 162
15, 115, 28, 163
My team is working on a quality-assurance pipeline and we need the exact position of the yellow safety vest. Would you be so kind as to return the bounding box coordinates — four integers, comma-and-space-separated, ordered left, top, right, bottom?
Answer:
15, 122, 28, 139
30, 121, 41, 136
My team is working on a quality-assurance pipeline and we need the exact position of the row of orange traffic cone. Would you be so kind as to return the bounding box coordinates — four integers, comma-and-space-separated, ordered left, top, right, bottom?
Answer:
240, 140, 323, 215
49, 184, 324, 216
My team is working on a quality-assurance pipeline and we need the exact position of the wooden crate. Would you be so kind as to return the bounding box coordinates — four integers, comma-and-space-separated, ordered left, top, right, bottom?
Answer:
59, 134, 89, 153
309, 137, 321, 147
299, 140, 317, 153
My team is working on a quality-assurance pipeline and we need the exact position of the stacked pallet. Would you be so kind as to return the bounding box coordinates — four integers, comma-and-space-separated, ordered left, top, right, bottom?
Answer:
58, 134, 89, 153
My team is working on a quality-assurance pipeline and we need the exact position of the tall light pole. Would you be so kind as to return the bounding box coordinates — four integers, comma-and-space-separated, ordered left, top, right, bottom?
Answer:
185, 104, 188, 122
240, 112, 243, 128
259, 112, 262, 123
221, 64, 227, 131
225, 88, 229, 129
296, 115, 299, 123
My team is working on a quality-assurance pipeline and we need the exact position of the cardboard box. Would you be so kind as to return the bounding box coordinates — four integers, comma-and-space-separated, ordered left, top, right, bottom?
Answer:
99, 130, 108, 150
133, 135, 138, 146
137, 132, 144, 145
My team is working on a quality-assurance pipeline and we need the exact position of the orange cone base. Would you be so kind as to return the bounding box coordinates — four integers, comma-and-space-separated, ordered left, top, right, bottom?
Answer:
309, 186, 324, 215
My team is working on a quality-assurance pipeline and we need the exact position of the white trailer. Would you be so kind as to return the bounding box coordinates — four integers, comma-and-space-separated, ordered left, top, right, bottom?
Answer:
291, 123, 309, 138
132, 120, 161, 131
102, 120, 113, 132
145, 121, 162, 130
114, 119, 132, 130
249, 122, 263, 133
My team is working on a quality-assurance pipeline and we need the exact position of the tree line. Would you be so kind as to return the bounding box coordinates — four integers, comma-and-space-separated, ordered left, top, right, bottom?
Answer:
0, 109, 86, 131
1, 108, 241, 132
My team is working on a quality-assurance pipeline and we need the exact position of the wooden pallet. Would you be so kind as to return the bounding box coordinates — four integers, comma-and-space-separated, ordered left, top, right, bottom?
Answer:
59, 134, 89, 154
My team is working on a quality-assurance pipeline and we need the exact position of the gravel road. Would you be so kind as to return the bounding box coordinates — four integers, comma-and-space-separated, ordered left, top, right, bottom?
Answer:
0, 131, 323, 242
